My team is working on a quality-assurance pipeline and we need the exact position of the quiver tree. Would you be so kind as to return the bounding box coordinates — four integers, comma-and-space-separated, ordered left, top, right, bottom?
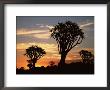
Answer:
50, 21, 84, 67
24, 45, 46, 69
79, 50, 94, 64
49, 61, 55, 67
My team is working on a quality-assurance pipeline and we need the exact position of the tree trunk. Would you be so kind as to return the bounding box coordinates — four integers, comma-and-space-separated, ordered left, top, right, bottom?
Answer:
32, 58, 36, 69
59, 52, 67, 67
33, 62, 35, 69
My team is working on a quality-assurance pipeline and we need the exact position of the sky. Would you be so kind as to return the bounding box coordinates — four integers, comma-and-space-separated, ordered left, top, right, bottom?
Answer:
16, 16, 94, 69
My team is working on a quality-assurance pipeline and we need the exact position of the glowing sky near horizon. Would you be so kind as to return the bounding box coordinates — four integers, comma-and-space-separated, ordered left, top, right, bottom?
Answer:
16, 16, 94, 69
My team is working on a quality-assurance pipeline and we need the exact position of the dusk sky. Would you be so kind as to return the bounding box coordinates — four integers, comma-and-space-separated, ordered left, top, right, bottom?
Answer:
16, 16, 94, 69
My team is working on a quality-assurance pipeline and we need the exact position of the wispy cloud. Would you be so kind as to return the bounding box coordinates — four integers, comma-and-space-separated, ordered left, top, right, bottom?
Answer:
71, 48, 94, 53
46, 25, 54, 29
17, 22, 93, 38
17, 42, 58, 54
17, 28, 50, 39
17, 28, 48, 35
33, 33, 50, 39
80, 22, 94, 28
36, 24, 44, 26
36, 24, 54, 29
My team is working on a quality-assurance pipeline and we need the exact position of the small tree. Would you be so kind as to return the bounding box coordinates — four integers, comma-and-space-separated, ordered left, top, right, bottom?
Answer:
24, 45, 46, 69
27, 63, 33, 70
50, 21, 84, 67
49, 61, 55, 66
79, 50, 94, 64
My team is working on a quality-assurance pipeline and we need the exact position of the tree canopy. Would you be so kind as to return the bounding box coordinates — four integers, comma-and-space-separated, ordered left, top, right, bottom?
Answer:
79, 50, 94, 64
24, 45, 46, 69
50, 21, 84, 66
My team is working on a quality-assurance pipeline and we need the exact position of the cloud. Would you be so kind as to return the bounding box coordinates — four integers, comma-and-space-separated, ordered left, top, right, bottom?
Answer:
17, 42, 58, 54
36, 24, 54, 29
45, 25, 54, 29
17, 28, 48, 35
33, 32, 50, 39
36, 24, 44, 26
17, 22, 93, 35
17, 42, 94, 68
80, 22, 94, 28
17, 28, 51, 39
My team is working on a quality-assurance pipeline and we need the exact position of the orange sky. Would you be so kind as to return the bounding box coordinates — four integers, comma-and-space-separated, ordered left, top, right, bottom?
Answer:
16, 43, 93, 69
16, 16, 94, 69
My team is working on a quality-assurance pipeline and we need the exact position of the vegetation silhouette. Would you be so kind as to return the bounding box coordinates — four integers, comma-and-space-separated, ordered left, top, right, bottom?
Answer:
79, 50, 94, 64
16, 50, 94, 74
24, 45, 46, 69
16, 21, 94, 74
49, 61, 55, 67
50, 21, 84, 67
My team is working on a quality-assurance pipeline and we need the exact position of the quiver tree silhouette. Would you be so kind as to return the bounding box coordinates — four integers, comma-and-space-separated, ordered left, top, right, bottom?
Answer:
50, 21, 84, 67
49, 61, 55, 66
24, 45, 46, 69
27, 63, 33, 69
79, 50, 94, 64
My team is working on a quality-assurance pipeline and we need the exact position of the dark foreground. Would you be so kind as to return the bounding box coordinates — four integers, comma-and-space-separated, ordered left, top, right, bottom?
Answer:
16, 62, 94, 74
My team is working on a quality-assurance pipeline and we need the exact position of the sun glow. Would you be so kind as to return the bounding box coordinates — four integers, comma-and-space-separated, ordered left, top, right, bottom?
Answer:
16, 16, 94, 69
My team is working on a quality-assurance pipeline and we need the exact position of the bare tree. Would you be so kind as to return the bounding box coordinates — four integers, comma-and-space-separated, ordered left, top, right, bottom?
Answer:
50, 21, 84, 67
